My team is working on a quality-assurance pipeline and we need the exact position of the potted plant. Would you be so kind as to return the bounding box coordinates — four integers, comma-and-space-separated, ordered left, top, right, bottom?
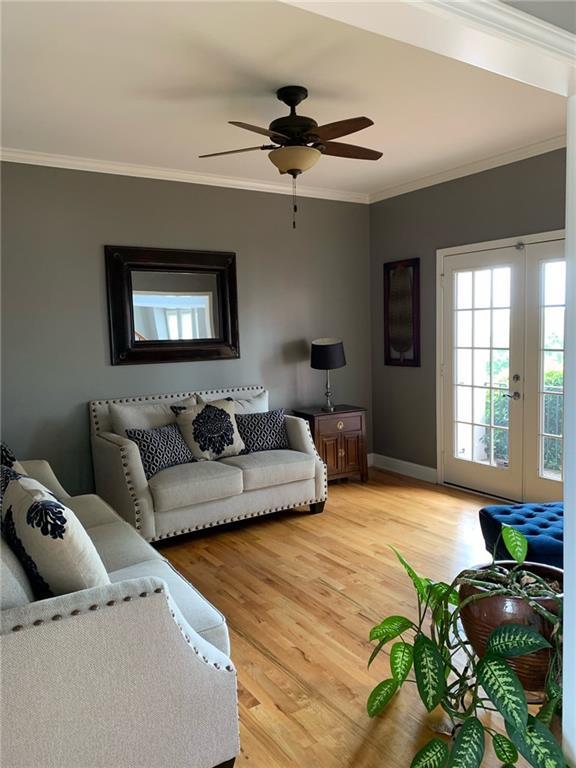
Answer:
367, 527, 564, 767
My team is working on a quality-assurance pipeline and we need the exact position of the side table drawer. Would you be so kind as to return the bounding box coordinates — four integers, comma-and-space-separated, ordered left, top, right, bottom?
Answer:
318, 413, 362, 435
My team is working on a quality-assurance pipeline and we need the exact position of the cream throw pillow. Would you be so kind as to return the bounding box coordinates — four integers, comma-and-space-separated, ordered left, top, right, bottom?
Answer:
1, 470, 110, 598
175, 400, 245, 461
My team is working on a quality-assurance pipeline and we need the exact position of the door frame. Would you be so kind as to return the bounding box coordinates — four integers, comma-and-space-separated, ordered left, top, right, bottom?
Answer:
436, 229, 565, 495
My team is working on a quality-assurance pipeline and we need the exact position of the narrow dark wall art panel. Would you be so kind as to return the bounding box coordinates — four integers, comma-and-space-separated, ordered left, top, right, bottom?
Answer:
383, 258, 420, 367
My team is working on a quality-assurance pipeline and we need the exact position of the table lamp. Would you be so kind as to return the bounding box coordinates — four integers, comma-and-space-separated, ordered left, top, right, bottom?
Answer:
310, 338, 346, 412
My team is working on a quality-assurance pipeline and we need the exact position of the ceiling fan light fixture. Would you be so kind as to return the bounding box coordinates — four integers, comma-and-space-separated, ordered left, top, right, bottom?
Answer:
268, 145, 321, 177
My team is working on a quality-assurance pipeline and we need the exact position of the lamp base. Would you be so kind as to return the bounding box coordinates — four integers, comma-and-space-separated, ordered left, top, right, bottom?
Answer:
321, 404, 335, 413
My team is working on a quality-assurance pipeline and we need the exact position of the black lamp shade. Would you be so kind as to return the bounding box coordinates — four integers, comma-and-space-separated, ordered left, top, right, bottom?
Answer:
310, 338, 346, 370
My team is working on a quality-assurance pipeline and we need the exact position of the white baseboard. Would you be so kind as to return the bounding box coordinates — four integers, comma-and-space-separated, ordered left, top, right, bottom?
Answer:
368, 453, 438, 484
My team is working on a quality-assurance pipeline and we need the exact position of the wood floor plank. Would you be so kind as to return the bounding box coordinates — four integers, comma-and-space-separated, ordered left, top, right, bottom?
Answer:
160, 470, 529, 767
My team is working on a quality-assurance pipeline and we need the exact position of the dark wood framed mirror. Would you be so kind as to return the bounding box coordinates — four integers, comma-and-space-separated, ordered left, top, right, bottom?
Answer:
105, 245, 240, 365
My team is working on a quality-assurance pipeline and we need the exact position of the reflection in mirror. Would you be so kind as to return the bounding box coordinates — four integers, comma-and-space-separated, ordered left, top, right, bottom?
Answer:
131, 271, 220, 342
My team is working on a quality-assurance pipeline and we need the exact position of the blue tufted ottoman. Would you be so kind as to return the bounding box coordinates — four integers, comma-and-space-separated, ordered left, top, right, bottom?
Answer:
479, 502, 564, 568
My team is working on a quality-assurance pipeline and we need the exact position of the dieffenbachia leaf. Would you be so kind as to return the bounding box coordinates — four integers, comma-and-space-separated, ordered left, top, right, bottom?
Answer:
477, 654, 527, 730
390, 546, 428, 600
390, 641, 413, 685
426, 580, 459, 609
506, 715, 566, 768
367, 678, 398, 717
492, 733, 518, 763
446, 717, 485, 768
410, 738, 449, 768
369, 615, 413, 642
535, 696, 561, 727
367, 638, 386, 668
413, 635, 445, 712
486, 624, 551, 658
502, 526, 528, 564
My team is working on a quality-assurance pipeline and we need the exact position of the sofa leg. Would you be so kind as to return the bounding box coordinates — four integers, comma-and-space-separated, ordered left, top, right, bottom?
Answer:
309, 501, 325, 514
214, 759, 236, 768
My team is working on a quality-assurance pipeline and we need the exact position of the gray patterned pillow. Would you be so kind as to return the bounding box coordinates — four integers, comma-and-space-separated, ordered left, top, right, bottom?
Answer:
236, 409, 289, 454
126, 423, 195, 480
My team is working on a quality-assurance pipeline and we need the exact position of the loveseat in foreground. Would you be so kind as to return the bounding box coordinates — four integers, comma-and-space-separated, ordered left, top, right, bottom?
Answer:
90, 386, 327, 541
0, 460, 238, 768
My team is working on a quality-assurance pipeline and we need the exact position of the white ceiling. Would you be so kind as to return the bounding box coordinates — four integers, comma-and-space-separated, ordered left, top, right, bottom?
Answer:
1, 1, 567, 200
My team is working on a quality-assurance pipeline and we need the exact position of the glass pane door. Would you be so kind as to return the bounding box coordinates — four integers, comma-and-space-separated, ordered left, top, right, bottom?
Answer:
524, 240, 565, 501
442, 247, 525, 500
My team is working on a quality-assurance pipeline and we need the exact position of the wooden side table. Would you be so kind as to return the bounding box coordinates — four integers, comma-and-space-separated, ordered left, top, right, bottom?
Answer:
292, 405, 368, 483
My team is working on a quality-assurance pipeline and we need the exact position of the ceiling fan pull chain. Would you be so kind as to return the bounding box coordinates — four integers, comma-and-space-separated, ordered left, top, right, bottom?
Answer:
292, 175, 297, 229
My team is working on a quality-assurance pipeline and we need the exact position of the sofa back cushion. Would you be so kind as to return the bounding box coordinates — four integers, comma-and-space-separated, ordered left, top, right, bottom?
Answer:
0, 537, 34, 609
198, 390, 268, 414
110, 401, 192, 435
90, 387, 267, 435
1, 469, 110, 599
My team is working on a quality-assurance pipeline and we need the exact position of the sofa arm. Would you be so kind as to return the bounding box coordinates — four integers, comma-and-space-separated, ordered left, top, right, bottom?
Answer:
285, 415, 327, 502
91, 432, 155, 539
18, 459, 70, 500
0, 577, 239, 768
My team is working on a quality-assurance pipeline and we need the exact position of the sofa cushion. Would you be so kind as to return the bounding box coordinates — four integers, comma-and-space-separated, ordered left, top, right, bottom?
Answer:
85, 521, 163, 572
198, 390, 268, 414
1, 469, 110, 598
107, 559, 229, 654
175, 400, 245, 461
65, 494, 122, 529
236, 409, 289, 454
0, 538, 34, 609
126, 423, 195, 480
110, 400, 193, 435
220, 450, 315, 491
149, 461, 243, 513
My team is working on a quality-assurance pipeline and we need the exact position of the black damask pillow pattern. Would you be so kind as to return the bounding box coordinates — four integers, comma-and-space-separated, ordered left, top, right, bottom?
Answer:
1, 471, 109, 598
126, 423, 195, 480
236, 409, 289, 454
1, 442, 17, 468
175, 400, 245, 461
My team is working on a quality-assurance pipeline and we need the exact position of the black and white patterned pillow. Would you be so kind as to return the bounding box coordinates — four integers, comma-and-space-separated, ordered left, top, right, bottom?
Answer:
236, 409, 289, 454
126, 423, 195, 480
1, 470, 109, 598
1, 442, 17, 468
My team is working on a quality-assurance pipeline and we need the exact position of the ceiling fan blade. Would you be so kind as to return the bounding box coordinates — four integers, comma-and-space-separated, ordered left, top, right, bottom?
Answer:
319, 141, 382, 160
198, 145, 272, 158
229, 121, 289, 140
311, 116, 374, 142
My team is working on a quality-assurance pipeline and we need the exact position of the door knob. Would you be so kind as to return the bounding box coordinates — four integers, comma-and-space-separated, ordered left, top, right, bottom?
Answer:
504, 391, 521, 400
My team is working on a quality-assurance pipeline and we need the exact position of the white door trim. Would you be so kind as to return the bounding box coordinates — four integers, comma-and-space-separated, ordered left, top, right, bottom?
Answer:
436, 229, 566, 491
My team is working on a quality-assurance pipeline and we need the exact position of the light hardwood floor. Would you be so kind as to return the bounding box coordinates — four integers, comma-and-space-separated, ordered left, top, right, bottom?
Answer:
160, 470, 523, 768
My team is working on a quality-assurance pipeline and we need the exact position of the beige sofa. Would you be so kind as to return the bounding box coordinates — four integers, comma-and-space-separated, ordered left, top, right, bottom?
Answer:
90, 386, 327, 542
0, 460, 238, 768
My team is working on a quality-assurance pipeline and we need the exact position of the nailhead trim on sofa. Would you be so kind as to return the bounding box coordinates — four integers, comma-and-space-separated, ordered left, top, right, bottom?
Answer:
9, 587, 235, 674
91, 389, 328, 540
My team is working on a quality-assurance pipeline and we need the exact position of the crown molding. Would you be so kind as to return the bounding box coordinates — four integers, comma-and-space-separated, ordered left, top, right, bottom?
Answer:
427, 0, 576, 61
0, 148, 370, 205
1, 135, 566, 207
369, 134, 566, 203
283, 0, 575, 96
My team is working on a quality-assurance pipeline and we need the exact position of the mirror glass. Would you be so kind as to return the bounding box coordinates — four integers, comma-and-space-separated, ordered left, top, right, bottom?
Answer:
131, 270, 220, 342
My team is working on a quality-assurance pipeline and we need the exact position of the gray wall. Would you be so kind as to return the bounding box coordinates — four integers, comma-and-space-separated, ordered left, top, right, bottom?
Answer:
370, 149, 566, 468
1, 163, 370, 493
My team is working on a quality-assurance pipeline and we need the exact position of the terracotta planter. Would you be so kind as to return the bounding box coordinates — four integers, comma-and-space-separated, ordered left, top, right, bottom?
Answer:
459, 561, 563, 692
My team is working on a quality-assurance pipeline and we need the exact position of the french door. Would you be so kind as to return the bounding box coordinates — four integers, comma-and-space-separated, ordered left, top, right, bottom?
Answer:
439, 234, 565, 502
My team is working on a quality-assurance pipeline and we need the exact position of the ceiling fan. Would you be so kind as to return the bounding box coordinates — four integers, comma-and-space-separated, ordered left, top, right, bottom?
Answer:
199, 85, 382, 178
